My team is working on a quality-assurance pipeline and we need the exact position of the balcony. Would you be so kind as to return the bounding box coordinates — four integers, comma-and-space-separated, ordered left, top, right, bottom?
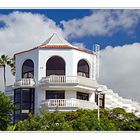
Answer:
14, 78, 35, 88
40, 99, 97, 112
39, 75, 97, 90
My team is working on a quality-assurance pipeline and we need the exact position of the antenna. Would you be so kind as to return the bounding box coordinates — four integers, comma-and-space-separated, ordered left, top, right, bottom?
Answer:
95, 44, 100, 80
92, 46, 95, 80
92, 44, 100, 80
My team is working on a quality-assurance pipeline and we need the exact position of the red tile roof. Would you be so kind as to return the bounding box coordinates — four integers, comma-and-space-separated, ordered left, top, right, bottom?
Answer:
39, 45, 95, 55
14, 47, 38, 57
73, 47, 95, 55
14, 45, 95, 57
39, 45, 73, 49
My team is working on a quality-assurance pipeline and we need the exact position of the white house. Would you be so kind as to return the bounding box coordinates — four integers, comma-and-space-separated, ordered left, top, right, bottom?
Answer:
5, 32, 140, 123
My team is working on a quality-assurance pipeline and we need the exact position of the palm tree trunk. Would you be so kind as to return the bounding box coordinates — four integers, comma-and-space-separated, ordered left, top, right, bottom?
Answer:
3, 65, 6, 89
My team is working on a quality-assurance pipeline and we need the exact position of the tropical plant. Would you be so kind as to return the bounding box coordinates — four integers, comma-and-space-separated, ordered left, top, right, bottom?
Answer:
7, 108, 140, 131
0, 54, 10, 88
0, 92, 14, 130
8, 57, 16, 76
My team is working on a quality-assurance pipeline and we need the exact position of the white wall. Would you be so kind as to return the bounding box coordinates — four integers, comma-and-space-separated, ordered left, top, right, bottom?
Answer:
15, 49, 40, 114
15, 48, 97, 113
89, 92, 95, 102
72, 50, 96, 80
15, 48, 96, 81
38, 48, 96, 80
65, 90, 76, 99
15, 48, 39, 82
34, 87, 45, 114
38, 49, 74, 80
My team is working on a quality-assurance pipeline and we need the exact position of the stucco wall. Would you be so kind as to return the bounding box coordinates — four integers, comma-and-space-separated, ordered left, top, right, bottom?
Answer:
15, 48, 97, 113
15, 49, 39, 82
38, 48, 96, 80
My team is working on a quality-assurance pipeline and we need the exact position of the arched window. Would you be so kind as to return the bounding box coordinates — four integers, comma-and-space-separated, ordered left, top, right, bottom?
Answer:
46, 56, 65, 76
22, 59, 34, 78
77, 59, 89, 78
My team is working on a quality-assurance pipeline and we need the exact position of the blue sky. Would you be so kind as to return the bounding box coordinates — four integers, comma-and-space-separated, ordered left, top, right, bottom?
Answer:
0, 9, 140, 50
0, 9, 140, 102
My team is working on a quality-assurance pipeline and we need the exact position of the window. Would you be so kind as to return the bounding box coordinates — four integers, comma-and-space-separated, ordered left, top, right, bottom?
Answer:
15, 104, 20, 110
15, 110, 20, 115
21, 103, 31, 110
46, 56, 65, 76
22, 59, 34, 78
15, 89, 21, 103
77, 59, 89, 78
14, 88, 35, 123
22, 89, 31, 102
77, 92, 89, 101
46, 91, 65, 99
14, 116, 21, 124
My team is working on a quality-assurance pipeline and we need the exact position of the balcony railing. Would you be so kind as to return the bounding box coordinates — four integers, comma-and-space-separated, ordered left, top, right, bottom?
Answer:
40, 99, 97, 111
14, 78, 35, 88
40, 75, 97, 88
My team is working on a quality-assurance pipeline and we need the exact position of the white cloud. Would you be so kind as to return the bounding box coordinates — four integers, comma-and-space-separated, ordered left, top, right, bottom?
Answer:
61, 10, 140, 38
99, 43, 140, 102
0, 10, 140, 103
0, 11, 63, 57
72, 42, 86, 49
0, 11, 64, 91
0, 11, 89, 92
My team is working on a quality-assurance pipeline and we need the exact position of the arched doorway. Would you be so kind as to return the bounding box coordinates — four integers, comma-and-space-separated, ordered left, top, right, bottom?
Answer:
77, 59, 89, 78
46, 56, 65, 76
22, 59, 34, 78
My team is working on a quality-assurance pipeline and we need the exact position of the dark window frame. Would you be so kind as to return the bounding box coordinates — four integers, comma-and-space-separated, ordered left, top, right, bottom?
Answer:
22, 59, 34, 78
77, 59, 90, 78
46, 90, 65, 99
77, 92, 89, 101
14, 88, 35, 124
46, 56, 65, 76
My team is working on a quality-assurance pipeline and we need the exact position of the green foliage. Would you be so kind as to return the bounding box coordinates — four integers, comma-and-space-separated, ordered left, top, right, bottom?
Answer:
0, 54, 10, 87
0, 55, 10, 66
0, 54, 15, 89
108, 107, 140, 131
0, 92, 14, 130
7, 125, 16, 131
8, 57, 16, 76
7, 108, 140, 131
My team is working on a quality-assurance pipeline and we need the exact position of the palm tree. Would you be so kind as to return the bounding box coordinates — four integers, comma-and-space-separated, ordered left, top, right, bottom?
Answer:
0, 54, 10, 89
8, 57, 16, 76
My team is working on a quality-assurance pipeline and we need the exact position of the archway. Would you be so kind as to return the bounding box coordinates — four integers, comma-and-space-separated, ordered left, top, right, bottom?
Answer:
77, 59, 89, 78
22, 59, 34, 78
46, 56, 65, 76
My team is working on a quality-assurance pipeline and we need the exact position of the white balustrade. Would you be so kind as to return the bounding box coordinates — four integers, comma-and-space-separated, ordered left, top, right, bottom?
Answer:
40, 75, 97, 88
41, 75, 78, 83
78, 99, 97, 110
40, 99, 97, 110
77, 76, 97, 87
14, 78, 35, 88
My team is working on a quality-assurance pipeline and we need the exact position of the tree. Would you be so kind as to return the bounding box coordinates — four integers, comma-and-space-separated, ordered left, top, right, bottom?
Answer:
0, 92, 14, 130
8, 57, 16, 76
108, 107, 139, 131
7, 108, 140, 131
0, 54, 10, 88
8, 112, 73, 131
